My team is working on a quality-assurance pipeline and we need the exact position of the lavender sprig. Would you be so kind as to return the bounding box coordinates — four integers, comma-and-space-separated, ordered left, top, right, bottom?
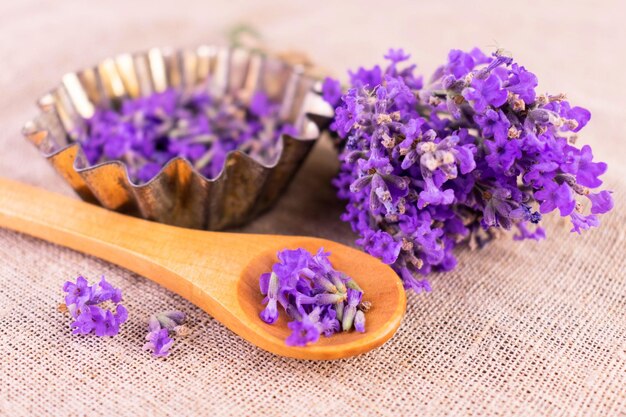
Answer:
76, 88, 297, 184
322, 48, 614, 292
61, 275, 128, 337
143, 311, 188, 358
259, 248, 368, 346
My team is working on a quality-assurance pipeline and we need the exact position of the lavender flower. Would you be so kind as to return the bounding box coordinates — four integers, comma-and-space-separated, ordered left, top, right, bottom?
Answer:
259, 248, 369, 347
144, 318, 174, 358
76, 88, 295, 184
143, 311, 187, 358
323, 48, 614, 291
63, 275, 92, 307
285, 308, 322, 347
61, 275, 127, 337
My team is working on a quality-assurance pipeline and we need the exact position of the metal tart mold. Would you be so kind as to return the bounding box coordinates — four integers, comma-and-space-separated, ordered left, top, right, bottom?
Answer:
23, 45, 334, 230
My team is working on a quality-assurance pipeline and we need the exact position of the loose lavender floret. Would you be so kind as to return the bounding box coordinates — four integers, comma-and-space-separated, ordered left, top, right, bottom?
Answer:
62, 275, 128, 337
76, 88, 297, 184
259, 248, 369, 347
322, 48, 614, 292
143, 311, 187, 358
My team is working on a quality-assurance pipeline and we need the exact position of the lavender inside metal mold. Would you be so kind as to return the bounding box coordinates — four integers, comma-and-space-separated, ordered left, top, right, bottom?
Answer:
23, 46, 334, 230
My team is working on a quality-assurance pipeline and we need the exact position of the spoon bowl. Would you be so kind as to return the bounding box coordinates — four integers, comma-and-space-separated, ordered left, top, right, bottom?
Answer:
237, 239, 405, 359
0, 178, 406, 360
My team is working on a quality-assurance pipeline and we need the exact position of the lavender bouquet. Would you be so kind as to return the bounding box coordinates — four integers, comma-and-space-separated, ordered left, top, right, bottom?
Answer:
322, 48, 614, 292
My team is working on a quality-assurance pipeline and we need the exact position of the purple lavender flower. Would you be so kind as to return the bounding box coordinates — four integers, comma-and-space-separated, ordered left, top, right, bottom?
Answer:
249, 91, 274, 117
259, 248, 368, 346
143, 318, 174, 357
78, 88, 295, 184
570, 212, 600, 234
563, 145, 607, 188
143, 311, 187, 357
94, 309, 123, 337
462, 74, 508, 113
474, 109, 510, 140
384, 48, 411, 63
322, 78, 342, 107
505, 63, 538, 104
535, 182, 576, 216
362, 230, 402, 265
71, 305, 102, 335
587, 191, 613, 214
285, 309, 322, 347
62, 275, 92, 307
322, 47, 613, 292
92, 275, 122, 304
484, 135, 520, 171
62, 275, 127, 337
319, 307, 340, 336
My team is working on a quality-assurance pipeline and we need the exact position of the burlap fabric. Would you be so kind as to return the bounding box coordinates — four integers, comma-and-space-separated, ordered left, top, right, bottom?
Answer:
1, 1, 624, 416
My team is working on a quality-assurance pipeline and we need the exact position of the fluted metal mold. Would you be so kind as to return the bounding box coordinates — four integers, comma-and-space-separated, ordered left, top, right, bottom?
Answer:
22, 45, 334, 230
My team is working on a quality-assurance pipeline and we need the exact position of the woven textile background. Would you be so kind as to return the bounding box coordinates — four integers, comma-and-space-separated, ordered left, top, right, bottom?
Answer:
0, 1, 625, 416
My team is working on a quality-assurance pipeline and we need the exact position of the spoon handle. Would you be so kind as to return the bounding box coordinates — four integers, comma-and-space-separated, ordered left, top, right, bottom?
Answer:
0, 177, 249, 296
0, 177, 153, 254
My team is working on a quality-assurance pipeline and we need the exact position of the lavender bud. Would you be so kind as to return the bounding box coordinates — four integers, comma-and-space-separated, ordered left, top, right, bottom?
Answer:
334, 302, 344, 321
267, 272, 279, 299
345, 278, 363, 292
330, 273, 347, 294
342, 289, 363, 331
316, 275, 338, 293
350, 175, 374, 193
315, 292, 347, 305
354, 310, 366, 333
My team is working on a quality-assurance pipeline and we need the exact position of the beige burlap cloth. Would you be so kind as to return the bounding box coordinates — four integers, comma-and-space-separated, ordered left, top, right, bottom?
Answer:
1, 1, 624, 416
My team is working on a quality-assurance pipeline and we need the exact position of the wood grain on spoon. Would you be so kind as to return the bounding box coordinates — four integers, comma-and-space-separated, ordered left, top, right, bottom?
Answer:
0, 177, 406, 360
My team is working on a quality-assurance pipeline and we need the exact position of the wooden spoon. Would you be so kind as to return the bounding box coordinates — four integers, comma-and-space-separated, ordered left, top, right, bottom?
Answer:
0, 178, 406, 360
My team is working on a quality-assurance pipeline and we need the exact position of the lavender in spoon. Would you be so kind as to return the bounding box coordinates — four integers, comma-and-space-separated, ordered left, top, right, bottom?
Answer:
259, 248, 369, 346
